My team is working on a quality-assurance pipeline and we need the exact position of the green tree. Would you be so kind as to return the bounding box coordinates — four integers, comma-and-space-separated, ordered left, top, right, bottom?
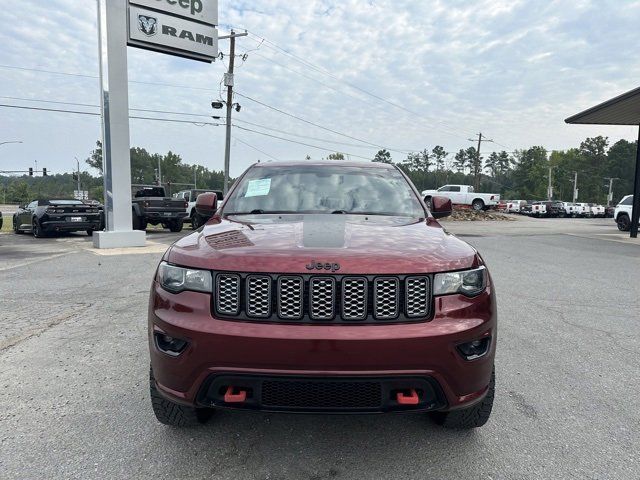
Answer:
511, 146, 548, 199
485, 152, 500, 177
453, 149, 468, 173
605, 139, 637, 203
86, 141, 103, 172
7, 180, 31, 203
327, 152, 345, 160
373, 149, 393, 164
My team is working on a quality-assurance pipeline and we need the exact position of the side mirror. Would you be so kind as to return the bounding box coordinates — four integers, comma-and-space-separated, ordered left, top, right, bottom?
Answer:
195, 192, 218, 218
429, 195, 452, 219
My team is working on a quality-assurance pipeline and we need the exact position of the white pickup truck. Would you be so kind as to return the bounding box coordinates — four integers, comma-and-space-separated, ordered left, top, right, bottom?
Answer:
174, 189, 223, 229
574, 203, 593, 217
421, 185, 500, 211
589, 203, 605, 218
506, 200, 526, 213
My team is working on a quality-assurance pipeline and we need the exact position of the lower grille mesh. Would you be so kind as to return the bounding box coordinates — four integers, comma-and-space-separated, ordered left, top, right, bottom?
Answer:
261, 380, 382, 409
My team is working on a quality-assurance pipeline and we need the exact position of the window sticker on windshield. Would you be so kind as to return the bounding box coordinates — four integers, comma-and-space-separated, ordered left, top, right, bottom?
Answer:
244, 178, 272, 197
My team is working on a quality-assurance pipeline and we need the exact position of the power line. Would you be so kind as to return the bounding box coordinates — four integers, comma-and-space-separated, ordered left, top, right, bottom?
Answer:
234, 118, 404, 150
237, 29, 477, 142
235, 91, 410, 154
0, 64, 219, 93
0, 103, 221, 125
0, 94, 419, 152
0, 62, 502, 151
233, 125, 372, 160
232, 135, 279, 160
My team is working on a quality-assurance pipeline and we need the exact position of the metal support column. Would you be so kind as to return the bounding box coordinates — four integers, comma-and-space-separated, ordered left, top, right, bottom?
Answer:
94, 0, 145, 248
630, 125, 640, 238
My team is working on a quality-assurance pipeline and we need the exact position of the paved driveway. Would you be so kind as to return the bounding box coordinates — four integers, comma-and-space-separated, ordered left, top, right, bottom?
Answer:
0, 217, 638, 479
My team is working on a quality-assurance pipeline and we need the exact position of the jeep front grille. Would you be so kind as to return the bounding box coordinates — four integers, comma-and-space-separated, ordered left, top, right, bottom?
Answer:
213, 273, 432, 324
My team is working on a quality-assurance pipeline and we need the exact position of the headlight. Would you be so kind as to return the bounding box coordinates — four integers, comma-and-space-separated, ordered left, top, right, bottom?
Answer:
157, 261, 212, 293
433, 266, 486, 297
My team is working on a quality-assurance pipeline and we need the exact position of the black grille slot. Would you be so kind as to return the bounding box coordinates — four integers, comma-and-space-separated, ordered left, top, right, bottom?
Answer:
262, 380, 382, 409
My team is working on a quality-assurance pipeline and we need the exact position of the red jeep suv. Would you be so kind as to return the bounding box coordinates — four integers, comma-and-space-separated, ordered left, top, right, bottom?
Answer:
148, 161, 496, 429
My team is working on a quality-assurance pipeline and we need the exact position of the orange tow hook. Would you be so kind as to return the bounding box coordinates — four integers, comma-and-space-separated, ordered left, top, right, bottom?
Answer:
396, 388, 419, 405
224, 386, 247, 403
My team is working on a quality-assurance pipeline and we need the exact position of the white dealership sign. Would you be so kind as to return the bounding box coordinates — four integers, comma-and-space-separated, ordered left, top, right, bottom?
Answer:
129, 0, 218, 25
127, 0, 218, 62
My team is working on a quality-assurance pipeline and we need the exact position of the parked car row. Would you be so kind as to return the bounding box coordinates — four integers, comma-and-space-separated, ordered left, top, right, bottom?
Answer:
9, 186, 224, 239
504, 200, 608, 218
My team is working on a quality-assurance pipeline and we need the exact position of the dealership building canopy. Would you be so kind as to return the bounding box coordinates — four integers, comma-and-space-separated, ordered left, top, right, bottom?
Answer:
565, 86, 640, 238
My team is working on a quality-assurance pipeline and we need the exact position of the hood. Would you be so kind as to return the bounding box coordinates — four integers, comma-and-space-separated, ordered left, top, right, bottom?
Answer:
167, 214, 479, 274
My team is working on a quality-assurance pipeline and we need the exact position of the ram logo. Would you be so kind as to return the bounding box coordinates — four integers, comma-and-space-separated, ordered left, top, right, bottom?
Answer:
137, 15, 157, 37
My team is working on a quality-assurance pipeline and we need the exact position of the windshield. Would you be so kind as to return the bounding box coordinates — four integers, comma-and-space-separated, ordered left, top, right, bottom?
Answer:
223, 165, 425, 217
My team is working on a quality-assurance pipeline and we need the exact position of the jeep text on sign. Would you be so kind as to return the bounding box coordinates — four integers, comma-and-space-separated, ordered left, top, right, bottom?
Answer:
128, 5, 218, 62
129, 0, 217, 26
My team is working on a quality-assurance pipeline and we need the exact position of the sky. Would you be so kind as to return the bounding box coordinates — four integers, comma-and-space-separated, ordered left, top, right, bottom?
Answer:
1, 0, 640, 178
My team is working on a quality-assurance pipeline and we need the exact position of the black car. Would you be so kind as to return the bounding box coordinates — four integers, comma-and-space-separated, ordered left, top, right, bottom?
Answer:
13, 199, 102, 237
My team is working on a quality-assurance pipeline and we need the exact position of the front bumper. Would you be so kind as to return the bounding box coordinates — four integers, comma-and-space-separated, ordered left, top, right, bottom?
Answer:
149, 282, 496, 413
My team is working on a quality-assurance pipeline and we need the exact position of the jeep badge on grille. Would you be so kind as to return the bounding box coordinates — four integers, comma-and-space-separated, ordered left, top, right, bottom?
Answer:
306, 261, 340, 272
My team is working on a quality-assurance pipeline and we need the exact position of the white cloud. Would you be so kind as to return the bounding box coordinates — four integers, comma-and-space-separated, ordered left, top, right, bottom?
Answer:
0, 0, 639, 177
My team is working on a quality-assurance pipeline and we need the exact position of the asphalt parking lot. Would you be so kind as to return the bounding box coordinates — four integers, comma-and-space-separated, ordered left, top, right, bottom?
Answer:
0, 216, 638, 479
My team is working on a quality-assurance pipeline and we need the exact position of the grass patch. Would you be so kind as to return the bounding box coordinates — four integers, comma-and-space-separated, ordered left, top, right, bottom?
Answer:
1, 216, 12, 232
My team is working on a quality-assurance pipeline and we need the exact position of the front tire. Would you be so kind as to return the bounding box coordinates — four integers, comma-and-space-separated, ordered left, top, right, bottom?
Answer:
191, 213, 201, 230
13, 217, 24, 234
169, 220, 183, 233
431, 368, 495, 429
617, 213, 631, 232
132, 215, 147, 231
472, 199, 485, 211
32, 219, 44, 238
149, 366, 212, 427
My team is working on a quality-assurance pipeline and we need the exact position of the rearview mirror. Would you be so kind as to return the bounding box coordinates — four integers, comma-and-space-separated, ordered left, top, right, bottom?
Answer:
429, 195, 452, 219
195, 192, 218, 218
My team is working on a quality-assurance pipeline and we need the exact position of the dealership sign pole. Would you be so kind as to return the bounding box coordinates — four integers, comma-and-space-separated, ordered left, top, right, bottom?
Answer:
94, 0, 217, 249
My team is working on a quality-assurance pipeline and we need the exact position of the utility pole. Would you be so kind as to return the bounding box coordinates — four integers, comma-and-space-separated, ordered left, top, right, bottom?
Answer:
219, 30, 248, 195
572, 171, 578, 203
547, 165, 554, 201
75, 157, 82, 197
468, 133, 493, 191
193, 165, 197, 189
604, 177, 619, 206
157, 156, 162, 187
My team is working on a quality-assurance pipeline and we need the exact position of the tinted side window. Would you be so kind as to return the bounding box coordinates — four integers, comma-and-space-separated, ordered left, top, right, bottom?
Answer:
449, 186, 461, 192
621, 196, 633, 205
438, 186, 450, 192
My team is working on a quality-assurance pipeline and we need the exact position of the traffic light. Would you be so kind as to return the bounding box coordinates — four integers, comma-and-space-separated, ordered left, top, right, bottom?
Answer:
43, 168, 47, 176
29, 167, 33, 176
